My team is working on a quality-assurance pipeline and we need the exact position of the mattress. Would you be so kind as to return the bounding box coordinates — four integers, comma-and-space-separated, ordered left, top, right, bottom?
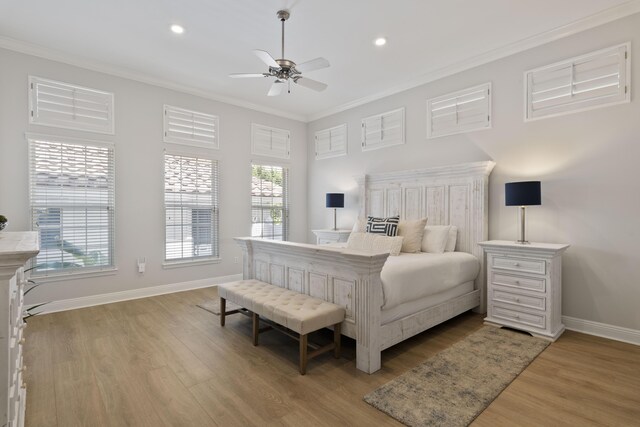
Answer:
380, 251, 480, 310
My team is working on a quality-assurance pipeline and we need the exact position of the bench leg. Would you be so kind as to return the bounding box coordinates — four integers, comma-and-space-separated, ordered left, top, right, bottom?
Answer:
334, 323, 341, 359
299, 334, 308, 375
252, 312, 259, 346
220, 298, 226, 327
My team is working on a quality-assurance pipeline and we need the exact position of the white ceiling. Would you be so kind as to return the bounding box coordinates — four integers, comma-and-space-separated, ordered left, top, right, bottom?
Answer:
0, 0, 636, 121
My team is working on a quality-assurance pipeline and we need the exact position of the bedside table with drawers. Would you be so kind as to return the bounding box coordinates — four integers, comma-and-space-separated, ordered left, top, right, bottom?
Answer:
479, 240, 570, 341
312, 229, 351, 245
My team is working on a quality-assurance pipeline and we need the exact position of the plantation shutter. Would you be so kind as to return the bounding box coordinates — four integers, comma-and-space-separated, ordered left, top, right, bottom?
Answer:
29, 76, 114, 134
427, 83, 491, 138
29, 136, 115, 276
361, 108, 405, 151
251, 164, 289, 241
315, 124, 347, 160
526, 43, 630, 120
251, 124, 290, 159
164, 153, 219, 262
163, 105, 219, 149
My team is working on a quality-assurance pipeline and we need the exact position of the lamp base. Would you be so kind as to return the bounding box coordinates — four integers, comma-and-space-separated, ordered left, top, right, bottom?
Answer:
515, 240, 531, 244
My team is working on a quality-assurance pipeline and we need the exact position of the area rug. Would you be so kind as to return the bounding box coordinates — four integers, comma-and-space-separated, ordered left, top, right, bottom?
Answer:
363, 326, 549, 427
196, 299, 241, 315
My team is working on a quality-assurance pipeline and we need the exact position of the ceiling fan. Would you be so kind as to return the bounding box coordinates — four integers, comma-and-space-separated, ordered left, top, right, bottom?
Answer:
229, 9, 330, 96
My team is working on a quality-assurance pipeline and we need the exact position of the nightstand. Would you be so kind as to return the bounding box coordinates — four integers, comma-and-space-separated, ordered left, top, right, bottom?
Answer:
479, 240, 570, 341
312, 229, 351, 245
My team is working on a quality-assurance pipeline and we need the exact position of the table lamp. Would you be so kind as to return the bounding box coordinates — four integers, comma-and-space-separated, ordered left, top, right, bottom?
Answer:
325, 193, 344, 231
505, 181, 541, 244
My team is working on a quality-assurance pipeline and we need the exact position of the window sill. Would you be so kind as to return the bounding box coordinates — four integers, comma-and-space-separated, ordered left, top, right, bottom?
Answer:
30, 267, 118, 283
162, 257, 222, 269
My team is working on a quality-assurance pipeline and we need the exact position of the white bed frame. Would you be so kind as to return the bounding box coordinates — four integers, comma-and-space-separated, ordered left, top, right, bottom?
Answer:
235, 161, 495, 373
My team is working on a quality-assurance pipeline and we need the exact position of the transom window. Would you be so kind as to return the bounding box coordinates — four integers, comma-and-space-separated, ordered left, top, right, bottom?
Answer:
251, 164, 289, 241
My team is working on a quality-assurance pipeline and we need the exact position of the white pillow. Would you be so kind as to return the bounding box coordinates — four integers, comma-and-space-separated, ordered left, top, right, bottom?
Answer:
445, 226, 458, 252
352, 217, 367, 233
421, 225, 451, 254
398, 218, 428, 253
347, 232, 403, 256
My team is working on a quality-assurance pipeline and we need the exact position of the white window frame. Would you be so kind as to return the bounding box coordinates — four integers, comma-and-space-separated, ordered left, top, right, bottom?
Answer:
361, 107, 405, 152
315, 123, 348, 160
250, 163, 289, 241
162, 150, 220, 267
524, 42, 631, 122
29, 76, 115, 134
426, 82, 492, 139
27, 133, 116, 280
163, 104, 220, 149
251, 123, 291, 160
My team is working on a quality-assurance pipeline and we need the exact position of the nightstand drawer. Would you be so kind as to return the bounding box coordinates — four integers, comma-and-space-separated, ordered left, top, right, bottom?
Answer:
492, 305, 546, 329
492, 255, 546, 275
491, 272, 546, 292
492, 288, 546, 311
318, 238, 335, 245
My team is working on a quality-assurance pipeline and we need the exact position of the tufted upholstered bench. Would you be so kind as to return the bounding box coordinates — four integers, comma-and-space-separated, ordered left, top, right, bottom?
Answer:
218, 279, 345, 374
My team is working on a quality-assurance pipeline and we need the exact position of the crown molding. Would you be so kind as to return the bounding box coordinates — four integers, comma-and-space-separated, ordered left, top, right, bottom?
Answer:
306, 1, 640, 122
0, 36, 307, 123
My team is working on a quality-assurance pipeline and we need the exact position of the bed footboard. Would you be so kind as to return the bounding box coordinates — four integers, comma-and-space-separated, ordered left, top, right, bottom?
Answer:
234, 237, 389, 374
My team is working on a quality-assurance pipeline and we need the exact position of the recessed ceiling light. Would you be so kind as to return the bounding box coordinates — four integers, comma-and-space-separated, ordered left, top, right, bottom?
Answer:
374, 37, 387, 46
170, 24, 185, 34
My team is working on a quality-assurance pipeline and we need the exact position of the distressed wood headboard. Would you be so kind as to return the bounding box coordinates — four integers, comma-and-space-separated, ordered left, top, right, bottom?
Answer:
355, 161, 495, 311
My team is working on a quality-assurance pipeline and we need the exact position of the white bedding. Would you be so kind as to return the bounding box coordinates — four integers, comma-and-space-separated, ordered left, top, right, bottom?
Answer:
380, 252, 480, 310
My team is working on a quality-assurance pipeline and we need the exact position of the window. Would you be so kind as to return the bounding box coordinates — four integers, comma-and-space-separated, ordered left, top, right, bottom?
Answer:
163, 105, 219, 149
361, 107, 405, 151
164, 153, 219, 263
29, 76, 115, 134
251, 164, 289, 240
525, 43, 630, 121
315, 123, 347, 160
251, 123, 290, 159
29, 136, 115, 276
427, 83, 491, 138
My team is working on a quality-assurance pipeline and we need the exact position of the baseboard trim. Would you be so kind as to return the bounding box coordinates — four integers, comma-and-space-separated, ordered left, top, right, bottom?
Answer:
563, 316, 640, 346
25, 273, 242, 315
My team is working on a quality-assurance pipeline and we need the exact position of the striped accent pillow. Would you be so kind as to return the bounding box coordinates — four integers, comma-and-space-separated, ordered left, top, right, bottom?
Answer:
366, 215, 400, 237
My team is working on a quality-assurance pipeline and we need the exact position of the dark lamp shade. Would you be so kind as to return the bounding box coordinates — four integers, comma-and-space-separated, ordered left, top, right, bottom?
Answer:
326, 193, 344, 208
505, 181, 541, 206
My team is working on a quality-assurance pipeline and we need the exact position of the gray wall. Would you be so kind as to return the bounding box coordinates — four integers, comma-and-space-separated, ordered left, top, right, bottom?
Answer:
307, 13, 640, 331
0, 48, 308, 304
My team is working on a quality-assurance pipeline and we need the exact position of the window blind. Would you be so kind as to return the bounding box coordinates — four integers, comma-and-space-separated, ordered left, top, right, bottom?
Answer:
251, 164, 289, 241
29, 76, 115, 134
251, 124, 290, 159
361, 107, 405, 151
164, 153, 219, 261
525, 43, 630, 121
315, 123, 347, 160
427, 83, 491, 138
163, 105, 219, 149
29, 136, 115, 276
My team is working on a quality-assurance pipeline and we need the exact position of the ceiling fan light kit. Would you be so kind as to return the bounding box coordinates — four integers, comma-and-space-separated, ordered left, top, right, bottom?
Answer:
229, 9, 330, 96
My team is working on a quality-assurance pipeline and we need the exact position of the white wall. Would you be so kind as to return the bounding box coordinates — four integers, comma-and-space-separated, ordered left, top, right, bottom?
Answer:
0, 48, 308, 304
307, 13, 640, 331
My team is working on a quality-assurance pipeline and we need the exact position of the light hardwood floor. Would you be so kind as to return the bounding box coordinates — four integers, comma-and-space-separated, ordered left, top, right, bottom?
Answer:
24, 287, 640, 427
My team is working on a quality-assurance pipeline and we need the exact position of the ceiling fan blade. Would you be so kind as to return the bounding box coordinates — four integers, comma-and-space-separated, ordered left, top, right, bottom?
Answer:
295, 57, 330, 73
229, 73, 268, 78
267, 80, 285, 97
253, 49, 279, 68
293, 77, 327, 92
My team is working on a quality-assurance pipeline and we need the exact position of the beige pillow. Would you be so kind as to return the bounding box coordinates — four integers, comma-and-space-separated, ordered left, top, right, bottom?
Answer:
421, 225, 451, 253
398, 218, 428, 253
347, 232, 403, 256
352, 217, 367, 233
445, 226, 458, 252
